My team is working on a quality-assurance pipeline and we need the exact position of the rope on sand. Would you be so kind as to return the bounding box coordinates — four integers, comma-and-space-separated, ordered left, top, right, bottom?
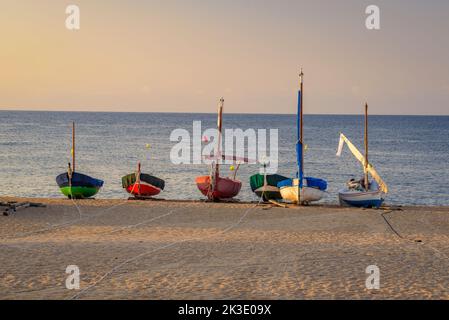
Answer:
3, 181, 147, 240
69, 194, 266, 300
380, 210, 404, 239
2, 199, 133, 240
99, 207, 181, 235
380, 209, 449, 261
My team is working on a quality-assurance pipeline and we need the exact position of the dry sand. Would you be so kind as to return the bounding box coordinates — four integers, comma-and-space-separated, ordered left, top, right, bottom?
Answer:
0, 196, 448, 300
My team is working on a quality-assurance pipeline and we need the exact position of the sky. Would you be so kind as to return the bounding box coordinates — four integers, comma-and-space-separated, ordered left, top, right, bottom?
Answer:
1, 0, 448, 115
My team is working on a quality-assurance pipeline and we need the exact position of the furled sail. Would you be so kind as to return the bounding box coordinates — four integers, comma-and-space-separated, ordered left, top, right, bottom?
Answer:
336, 133, 388, 193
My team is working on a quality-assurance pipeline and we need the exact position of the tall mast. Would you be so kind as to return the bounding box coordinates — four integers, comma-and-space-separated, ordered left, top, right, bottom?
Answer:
364, 103, 369, 190
72, 121, 76, 172
300, 69, 304, 187
136, 161, 141, 195
215, 98, 224, 181
297, 68, 304, 204
217, 98, 223, 144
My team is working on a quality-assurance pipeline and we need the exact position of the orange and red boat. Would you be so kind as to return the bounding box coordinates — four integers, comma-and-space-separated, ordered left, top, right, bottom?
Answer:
196, 175, 242, 200
196, 98, 247, 201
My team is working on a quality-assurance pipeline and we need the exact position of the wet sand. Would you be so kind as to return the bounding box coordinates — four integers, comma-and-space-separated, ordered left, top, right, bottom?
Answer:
1, 197, 448, 300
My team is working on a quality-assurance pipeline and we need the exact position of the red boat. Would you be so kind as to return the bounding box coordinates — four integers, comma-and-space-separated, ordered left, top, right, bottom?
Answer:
196, 175, 242, 200
122, 162, 165, 197
196, 98, 245, 201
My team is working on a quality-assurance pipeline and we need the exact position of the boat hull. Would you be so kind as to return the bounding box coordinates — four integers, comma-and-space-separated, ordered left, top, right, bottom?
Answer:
338, 188, 384, 208
278, 177, 326, 204
279, 186, 325, 203
56, 172, 103, 199
249, 174, 288, 201
122, 173, 164, 197
59, 186, 101, 199
126, 183, 161, 197
254, 186, 282, 201
196, 176, 242, 200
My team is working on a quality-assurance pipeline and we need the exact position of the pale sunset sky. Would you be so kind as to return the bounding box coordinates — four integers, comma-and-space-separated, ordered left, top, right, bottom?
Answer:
1, 0, 448, 114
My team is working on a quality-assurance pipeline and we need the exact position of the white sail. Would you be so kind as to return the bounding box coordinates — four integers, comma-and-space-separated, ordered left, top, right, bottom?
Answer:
336, 133, 388, 193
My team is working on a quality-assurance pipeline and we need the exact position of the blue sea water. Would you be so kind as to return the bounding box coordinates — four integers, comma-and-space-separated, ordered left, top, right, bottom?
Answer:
0, 111, 448, 205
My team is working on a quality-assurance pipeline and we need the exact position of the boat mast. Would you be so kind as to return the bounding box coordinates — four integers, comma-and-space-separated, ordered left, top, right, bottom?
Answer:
364, 103, 369, 191
137, 161, 141, 196
297, 69, 304, 203
215, 98, 224, 186
72, 121, 76, 173
300, 69, 304, 185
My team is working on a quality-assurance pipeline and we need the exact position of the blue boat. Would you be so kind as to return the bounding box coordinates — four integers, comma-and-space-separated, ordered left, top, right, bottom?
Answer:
278, 69, 327, 204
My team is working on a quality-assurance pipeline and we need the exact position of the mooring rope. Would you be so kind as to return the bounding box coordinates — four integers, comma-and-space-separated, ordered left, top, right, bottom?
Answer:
380, 209, 449, 261
380, 210, 404, 239
98, 207, 182, 236
69, 191, 266, 300
2, 172, 150, 241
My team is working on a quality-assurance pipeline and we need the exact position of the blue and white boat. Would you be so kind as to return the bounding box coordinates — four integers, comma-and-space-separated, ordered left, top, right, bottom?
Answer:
336, 104, 388, 208
338, 180, 384, 208
278, 69, 327, 204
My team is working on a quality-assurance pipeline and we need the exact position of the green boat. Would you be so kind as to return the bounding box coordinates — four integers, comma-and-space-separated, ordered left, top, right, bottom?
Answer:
250, 173, 289, 201
56, 172, 104, 199
55, 122, 104, 199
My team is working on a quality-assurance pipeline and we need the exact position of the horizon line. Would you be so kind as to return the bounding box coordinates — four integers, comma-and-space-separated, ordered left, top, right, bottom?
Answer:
0, 109, 448, 117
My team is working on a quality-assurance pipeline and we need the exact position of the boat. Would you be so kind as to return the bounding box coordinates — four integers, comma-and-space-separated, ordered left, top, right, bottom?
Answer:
56, 172, 104, 199
278, 69, 327, 204
196, 175, 242, 201
195, 98, 246, 201
336, 103, 388, 208
278, 177, 327, 203
249, 164, 288, 201
56, 122, 104, 199
122, 162, 165, 197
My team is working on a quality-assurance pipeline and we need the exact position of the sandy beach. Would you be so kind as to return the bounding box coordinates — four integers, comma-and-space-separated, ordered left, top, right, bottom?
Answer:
0, 197, 448, 300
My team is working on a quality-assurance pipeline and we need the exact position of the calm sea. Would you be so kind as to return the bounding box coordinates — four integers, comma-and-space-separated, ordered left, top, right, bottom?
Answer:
0, 111, 448, 206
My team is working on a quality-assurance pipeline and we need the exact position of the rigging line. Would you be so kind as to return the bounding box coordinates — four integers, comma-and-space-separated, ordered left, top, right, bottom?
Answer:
70, 195, 265, 300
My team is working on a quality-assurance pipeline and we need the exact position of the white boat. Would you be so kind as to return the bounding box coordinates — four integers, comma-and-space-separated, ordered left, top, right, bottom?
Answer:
278, 69, 327, 204
336, 104, 388, 208
338, 180, 384, 208
279, 179, 326, 203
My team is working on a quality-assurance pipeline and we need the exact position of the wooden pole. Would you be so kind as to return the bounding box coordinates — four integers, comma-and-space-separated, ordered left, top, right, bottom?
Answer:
137, 161, 141, 196
364, 103, 369, 191
217, 98, 223, 150
213, 98, 224, 196
72, 122, 76, 172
